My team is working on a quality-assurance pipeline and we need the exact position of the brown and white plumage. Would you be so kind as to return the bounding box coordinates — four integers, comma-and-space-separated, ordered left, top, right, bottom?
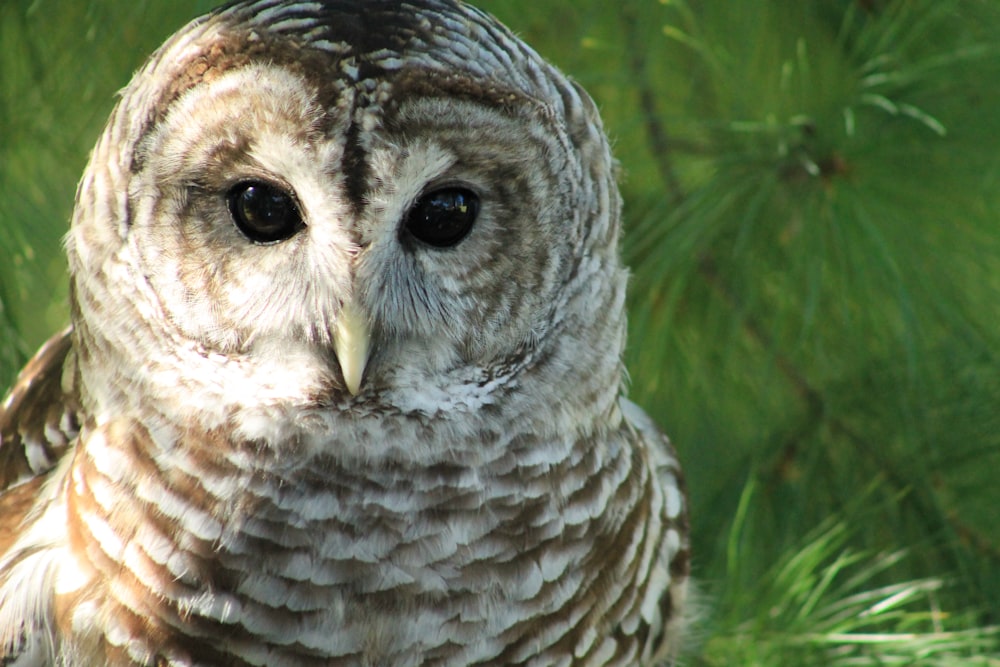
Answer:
0, 1, 690, 665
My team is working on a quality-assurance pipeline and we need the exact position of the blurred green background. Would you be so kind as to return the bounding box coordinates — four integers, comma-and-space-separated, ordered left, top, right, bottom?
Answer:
3, 0, 1000, 663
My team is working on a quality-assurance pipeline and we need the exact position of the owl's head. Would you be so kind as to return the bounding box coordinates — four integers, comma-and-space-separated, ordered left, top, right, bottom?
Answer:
67, 0, 628, 440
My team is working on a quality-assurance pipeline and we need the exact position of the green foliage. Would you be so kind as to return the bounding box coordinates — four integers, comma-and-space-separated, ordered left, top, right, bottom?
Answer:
701, 482, 999, 665
2, 0, 999, 663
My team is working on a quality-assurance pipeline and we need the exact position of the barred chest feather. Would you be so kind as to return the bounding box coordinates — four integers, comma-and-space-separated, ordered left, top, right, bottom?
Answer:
0, 396, 685, 666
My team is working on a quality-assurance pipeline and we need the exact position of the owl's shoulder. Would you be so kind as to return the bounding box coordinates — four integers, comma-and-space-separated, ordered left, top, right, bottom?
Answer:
620, 397, 679, 467
0, 328, 80, 496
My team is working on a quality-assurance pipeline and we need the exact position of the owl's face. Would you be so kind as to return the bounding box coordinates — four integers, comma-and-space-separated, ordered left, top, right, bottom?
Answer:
68, 0, 625, 441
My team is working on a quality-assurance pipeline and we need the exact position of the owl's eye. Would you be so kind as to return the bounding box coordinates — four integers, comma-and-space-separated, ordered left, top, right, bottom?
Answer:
404, 187, 480, 248
227, 182, 304, 244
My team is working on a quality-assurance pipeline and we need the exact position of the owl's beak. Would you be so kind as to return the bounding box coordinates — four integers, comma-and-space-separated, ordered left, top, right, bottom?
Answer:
333, 301, 371, 396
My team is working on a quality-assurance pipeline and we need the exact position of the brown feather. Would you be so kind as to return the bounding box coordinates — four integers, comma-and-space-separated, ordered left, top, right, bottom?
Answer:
0, 327, 80, 493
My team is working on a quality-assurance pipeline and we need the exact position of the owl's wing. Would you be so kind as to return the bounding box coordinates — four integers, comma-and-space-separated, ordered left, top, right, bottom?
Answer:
620, 397, 692, 664
0, 327, 80, 494
620, 397, 686, 492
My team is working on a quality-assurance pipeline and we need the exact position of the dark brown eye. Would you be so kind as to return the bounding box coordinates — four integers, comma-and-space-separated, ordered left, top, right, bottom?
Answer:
404, 187, 480, 248
227, 182, 304, 244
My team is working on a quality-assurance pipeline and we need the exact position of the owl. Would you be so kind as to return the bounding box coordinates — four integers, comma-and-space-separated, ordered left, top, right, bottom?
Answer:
0, 1, 690, 665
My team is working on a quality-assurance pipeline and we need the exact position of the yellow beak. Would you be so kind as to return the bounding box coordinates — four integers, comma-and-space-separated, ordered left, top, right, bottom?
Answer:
333, 301, 371, 396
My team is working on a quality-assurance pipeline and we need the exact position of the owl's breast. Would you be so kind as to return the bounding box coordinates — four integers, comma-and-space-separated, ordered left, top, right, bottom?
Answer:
33, 414, 671, 665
